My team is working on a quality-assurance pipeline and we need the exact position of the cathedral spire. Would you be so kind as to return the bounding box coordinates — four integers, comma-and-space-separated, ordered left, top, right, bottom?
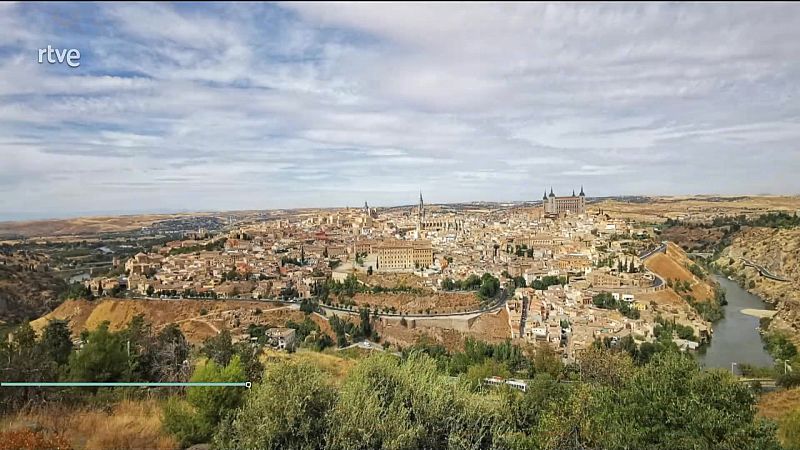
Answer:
580, 185, 585, 196
418, 191, 425, 221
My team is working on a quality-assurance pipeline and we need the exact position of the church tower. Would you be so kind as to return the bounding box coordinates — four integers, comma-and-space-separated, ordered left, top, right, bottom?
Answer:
418, 191, 425, 223
415, 191, 425, 239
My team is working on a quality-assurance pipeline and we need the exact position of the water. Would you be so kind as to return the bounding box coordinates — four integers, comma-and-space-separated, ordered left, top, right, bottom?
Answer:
696, 275, 774, 370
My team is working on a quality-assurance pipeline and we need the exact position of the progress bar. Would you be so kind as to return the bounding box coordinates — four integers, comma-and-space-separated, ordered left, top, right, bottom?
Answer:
0, 382, 251, 388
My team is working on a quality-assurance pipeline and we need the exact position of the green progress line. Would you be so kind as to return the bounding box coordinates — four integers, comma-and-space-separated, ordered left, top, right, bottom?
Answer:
1, 382, 250, 388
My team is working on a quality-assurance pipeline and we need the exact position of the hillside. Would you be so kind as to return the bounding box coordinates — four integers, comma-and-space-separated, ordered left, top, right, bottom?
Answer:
32, 298, 333, 344
0, 252, 66, 323
594, 195, 800, 223
715, 227, 800, 339
0, 213, 210, 239
644, 242, 716, 302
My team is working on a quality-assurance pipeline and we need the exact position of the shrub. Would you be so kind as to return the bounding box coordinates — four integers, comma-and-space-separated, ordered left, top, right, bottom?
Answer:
163, 356, 246, 447
214, 362, 336, 449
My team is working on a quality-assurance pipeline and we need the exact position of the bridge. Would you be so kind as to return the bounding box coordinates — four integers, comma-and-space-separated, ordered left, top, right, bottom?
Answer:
741, 258, 791, 282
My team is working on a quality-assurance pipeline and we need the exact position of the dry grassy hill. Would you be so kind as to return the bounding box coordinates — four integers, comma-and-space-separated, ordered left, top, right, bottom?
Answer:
32, 298, 332, 344
644, 242, 715, 302
594, 195, 800, 223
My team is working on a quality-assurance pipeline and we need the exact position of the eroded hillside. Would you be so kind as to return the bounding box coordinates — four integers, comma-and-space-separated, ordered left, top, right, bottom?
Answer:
645, 242, 717, 303
715, 227, 800, 339
0, 252, 66, 323
32, 298, 333, 344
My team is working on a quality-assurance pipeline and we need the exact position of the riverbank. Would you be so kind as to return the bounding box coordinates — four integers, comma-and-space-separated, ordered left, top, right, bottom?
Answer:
713, 228, 800, 345
696, 275, 774, 369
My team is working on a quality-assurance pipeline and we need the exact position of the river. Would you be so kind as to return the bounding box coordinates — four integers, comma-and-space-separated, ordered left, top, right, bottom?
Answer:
696, 275, 774, 370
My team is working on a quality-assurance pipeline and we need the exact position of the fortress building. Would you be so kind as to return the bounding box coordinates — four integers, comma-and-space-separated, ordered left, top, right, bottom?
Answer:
543, 186, 586, 215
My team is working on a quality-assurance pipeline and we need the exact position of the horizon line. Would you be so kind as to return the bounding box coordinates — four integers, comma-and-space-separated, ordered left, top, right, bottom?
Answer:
1, 192, 798, 224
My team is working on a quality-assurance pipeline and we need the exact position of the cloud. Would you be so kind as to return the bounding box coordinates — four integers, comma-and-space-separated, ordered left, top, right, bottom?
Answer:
0, 2, 799, 219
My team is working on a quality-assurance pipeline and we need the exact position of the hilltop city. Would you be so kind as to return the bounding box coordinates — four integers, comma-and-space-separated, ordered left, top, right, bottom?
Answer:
64, 187, 717, 362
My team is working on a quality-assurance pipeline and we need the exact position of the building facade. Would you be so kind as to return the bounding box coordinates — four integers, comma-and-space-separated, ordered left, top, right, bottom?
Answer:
375, 239, 434, 271
543, 186, 586, 215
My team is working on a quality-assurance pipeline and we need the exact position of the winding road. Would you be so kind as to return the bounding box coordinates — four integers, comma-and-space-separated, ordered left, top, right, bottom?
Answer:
639, 242, 667, 261
741, 258, 791, 282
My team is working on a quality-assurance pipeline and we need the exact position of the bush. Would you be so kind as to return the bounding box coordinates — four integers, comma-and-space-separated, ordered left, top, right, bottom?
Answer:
214, 362, 336, 450
764, 331, 798, 361
778, 370, 800, 389
162, 397, 211, 448
163, 356, 246, 447
464, 359, 511, 390
325, 353, 507, 449
68, 322, 130, 382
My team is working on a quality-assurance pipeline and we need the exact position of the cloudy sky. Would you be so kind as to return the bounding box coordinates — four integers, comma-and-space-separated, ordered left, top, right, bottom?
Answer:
2, 2, 799, 220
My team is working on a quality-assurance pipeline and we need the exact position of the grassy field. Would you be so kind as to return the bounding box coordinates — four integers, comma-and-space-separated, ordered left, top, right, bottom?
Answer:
0, 348, 361, 449
0, 398, 177, 450
262, 347, 359, 385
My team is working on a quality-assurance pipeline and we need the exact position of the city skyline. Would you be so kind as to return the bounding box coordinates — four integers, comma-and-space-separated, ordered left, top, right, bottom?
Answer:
2, 2, 800, 220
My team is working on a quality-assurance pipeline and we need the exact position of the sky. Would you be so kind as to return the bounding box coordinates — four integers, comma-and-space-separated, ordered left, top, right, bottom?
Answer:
1, 2, 799, 220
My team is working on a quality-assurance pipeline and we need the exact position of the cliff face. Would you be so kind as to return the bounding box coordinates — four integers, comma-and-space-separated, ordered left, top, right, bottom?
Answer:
715, 227, 800, 339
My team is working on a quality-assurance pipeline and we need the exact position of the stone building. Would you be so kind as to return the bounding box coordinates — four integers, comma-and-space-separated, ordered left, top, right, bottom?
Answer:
375, 239, 433, 272
543, 186, 586, 215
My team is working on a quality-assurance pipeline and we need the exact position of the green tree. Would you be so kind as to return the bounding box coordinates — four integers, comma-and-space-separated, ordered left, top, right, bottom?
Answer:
464, 358, 511, 390
532, 345, 564, 379
326, 353, 506, 450
163, 356, 246, 447
594, 351, 780, 449
534, 382, 600, 449
0, 323, 58, 411
153, 323, 190, 382
201, 329, 235, 366
764, 331, 798, 361
61, 282, 93, 300
214, 361, 336, 450
67, 321, 130, 382
40, 319, 73, 366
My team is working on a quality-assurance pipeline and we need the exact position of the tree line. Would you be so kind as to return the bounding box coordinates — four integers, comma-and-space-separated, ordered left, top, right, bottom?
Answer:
1, 313, 788, 449
209, 347, 780, 449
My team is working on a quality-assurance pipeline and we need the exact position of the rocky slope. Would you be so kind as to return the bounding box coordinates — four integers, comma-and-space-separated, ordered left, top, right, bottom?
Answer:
714, 227, 800, 340
0, 252, 66, 323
